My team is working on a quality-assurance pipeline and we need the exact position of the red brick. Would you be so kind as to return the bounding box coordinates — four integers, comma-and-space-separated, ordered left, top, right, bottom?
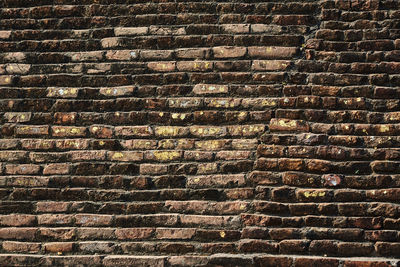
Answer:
5, 164, 40, 175
252, 60, 291, 71
2, 241, 41, 253
75, 214, 113, 226
0, 227, 36, 240
15, 125, 49, 136
114, 228, 154, 240
187, 174, 245, 188
249, 46, 298, 59
156, 228, 196, 239
213, 46, 246, 58
44, 242, 74, 253
43, 163, 70, 175
114, 27, 148, 36
0, 214, 36, 226
148, 61, 176, 72
103, 256, 165, 267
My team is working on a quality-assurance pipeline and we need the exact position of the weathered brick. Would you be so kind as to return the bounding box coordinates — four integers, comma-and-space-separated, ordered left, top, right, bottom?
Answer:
114, 27, 148, 36
52, 126, 86, 137
47, 88, 79, 98
114, 228, 154, 240
187, 174, 245, 188
252, 60, 291, 71
176, 61, 213, 71
2, 241, 41, 253
213, 46, 246, 58
43, 163, 70, 175
107, 151, 143, 162
5, 164, 40, 175
193, 84, 228, 95
115, 126, 153, 137
249, 46, 298, 59
15, 125, 49, 136
44, 242, 74, 253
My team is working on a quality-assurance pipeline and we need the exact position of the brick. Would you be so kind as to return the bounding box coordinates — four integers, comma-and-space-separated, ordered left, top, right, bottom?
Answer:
0, 75, 13, 85
43, 163, 70, 175
2, 241, 41, 253
0, 214, 36, 226
175, 48, 210, 59
145, 150, 182, 162
269, 118, 310, 132
69, 51, 103, 62
47, 87, 79, 98
140, 164, 168, 175
103, 256, 165, 267
156, 228, 196, 239
154, 126, 189, 137
193, 84, 228, 95
101, 37, 122, 48
115, 228, 154, 240
140, 50, 173, 60
252, 60, 291, 71
114, 27, 148, 36
3, 112, 31, 122
190, 126, 227, 137
105, 50, 137, 60
148, 61, 176, 72
115, 126, 153, 137
75, 214, 113, 226
248, 46, 298, 59
55, 139, 89, 150
36, 202, 69, 213
38, 214, 73, 226
176, 61, 213, 71
108, 151, 143, 162
70, 150, 106, 161
213, 46, 246, 58
180, 215, 239, 228
295, 258, 340, 267
0, 227, 36, 240
222, 24, 250, 33
15, 125, 49, 136
99, 86, 135, 96
0, 151, 28, 162
120, 139, 157, 149
44, 242, 74, 253
187, 174, 245, 188
5, 164, 40, 175
0, 30, 11, 39
52, 126, 86, 137
54, 112, 77, 124
43, 255, 102, 266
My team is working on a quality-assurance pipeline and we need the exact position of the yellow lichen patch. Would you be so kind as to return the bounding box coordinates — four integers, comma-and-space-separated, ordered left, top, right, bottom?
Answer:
303, 191, 326, 198
190, 126, 226, 137
47, 87, 79, 98
112, 152, 124, 159
154, 126, 188, 137
220, 231, 226, 238
379, 125, 390, 133
228, 125, 265, 136
278, 119, 297, 128
195, 140, 227, 150
153, 151, 181, 161
158, 139, 175, 149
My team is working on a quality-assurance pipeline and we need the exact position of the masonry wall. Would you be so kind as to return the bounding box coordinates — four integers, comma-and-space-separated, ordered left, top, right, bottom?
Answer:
0, 0, 400, 266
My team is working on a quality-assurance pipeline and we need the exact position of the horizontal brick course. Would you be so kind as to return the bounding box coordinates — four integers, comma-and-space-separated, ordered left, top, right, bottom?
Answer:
0, 0, 399, 264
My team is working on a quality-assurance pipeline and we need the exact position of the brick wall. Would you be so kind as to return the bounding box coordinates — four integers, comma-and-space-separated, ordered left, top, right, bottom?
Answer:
0, 0, 400, 266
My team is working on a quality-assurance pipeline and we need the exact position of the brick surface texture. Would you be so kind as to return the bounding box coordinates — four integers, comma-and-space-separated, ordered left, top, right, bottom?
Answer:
0, 0, 400, 266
